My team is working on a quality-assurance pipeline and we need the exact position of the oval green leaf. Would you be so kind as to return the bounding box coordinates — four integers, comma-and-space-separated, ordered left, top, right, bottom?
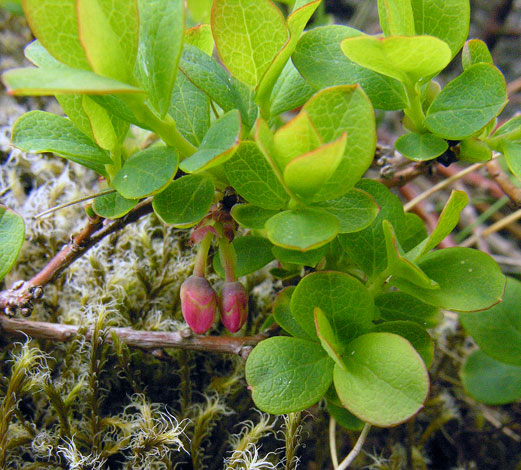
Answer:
0, 206, 25, 281
246, 336, 334, 414
113, 147, 178, 199
375, 291, 442, 328
265, 209, 339, 252
92, 191, 138, 219
152, 174, 214, 227
334, 332, 429, 427
395, 132, 448, 161
231, 204, 279, 229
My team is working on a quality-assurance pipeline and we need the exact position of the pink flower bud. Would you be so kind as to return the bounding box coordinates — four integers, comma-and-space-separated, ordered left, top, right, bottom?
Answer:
180, 276, 217, 334
219, 281, 248, 332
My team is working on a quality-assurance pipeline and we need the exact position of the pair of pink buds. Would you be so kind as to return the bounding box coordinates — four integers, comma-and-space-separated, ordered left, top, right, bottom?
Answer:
180, 276, 248, 334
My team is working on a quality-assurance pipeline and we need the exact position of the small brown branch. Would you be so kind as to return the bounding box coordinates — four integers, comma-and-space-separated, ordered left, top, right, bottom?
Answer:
379, 161, 431, 188
486, 160, 521, 206
0, 317, 278, 358
0, 200, 153, 315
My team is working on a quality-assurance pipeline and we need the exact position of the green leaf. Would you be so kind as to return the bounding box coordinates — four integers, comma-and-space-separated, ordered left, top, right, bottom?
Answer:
375, 291, 442, 328
341, 35, 451, 84
213, 236, 274, 278
462, 39, 493, 70
395, 132, 448, 161
76, 0, 139, 83
269, 60, 317, 116
152, 174, 214, 228
338, 180, 406, 279
461, 350, 521, 405
136, 0, 184, 117
169, 72, 210, 147
315, 307, 347, 369
290, 271, 374, 342
272, 244, 328, 267
55, 94, 95, 141
11, 110, 110, 176
81, 95, 119, 151
373, 321, 434, 368
92, 191, 138, 219
283, 133, 347, 200
224, 142, 289, 210
185, 24, 214, 56
211, 0, 288, 86
410, 0, 470, 57
3, 66, 143, 96
231, 204, 279, 229
24, 39, 67, 69
313, 189, 379, 234
502, 141, 521, 180
245, 336, 334, 414
377, 0, 415, 36
326, 401, 365, 431
113, 147, 178, 199
274, 111, 322, 171
491, 115, 521, 142
425, 64, 507, 140
180, 110, 241, 173
392, 247, 505, 311
334, 333, 429, 427
419, 190, 468, 256
292, 25, 407, 111
256, 0, 320, 109
272, 286, 313, 340
23, 0, 90, 69
401, 213, 428, 252
186, 0, 212, 23
0, 206, 25, 281
459, 277, 521, 366
265, 209, 339, 251
383, 220, 439, 289
458, 138, 492, 163
302, 86, 376, 201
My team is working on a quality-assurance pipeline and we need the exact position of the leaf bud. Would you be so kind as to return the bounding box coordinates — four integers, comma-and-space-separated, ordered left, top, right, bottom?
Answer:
180, 276, 217, 334
219, 281, 248, 332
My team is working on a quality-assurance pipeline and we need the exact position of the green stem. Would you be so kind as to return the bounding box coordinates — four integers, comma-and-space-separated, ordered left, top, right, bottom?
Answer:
403, 82, 427, 133
193, 232, 213, 277
219, 236, 237, 282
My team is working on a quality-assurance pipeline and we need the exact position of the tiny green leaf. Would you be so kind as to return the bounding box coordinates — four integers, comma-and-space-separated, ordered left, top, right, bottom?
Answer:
283, 133, 347, 200
212, 0, 288, 86
425, 64, 507, 140
136, 0, 184, 117
265, 209, 339, 252
459, 277, 521, 366
313, 189, 379, 233
461, 350, 521, 405
76, 0, 139, 83
292, 25, 408, 111
0, 206, 25, 281
113, 147, 178, 199
419, 190, 468, 256
410, 0, 470, 57
246, 336, 334, 414
272, 244, 328, 267
231, 204, 279, 229
392, 247, 505, 311
290, 271, 374, 342
152, 174, 214, 227
213, 236, 274, 278
315, 307, 347, 368
224, 142, 289, 210
12, 110, 110, 176
462, 39, 493, 70
272, 286, 313, 340
341, 35, 451, 84
180, 110, 241, 173
3, 67, 144, 96
92, 191, 138, 219
395, 132, 448, 161
375, 291, 442, 328
334, 332, 429, 427
373, 321, 434, 368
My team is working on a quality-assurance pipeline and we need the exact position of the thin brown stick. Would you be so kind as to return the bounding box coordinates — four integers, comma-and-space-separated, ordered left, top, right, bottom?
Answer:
0, 200, 153, 315
0, 316, 278, 358
486, 159, 521, 206
437, 164, 505, 200
379, 161, 431, 188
